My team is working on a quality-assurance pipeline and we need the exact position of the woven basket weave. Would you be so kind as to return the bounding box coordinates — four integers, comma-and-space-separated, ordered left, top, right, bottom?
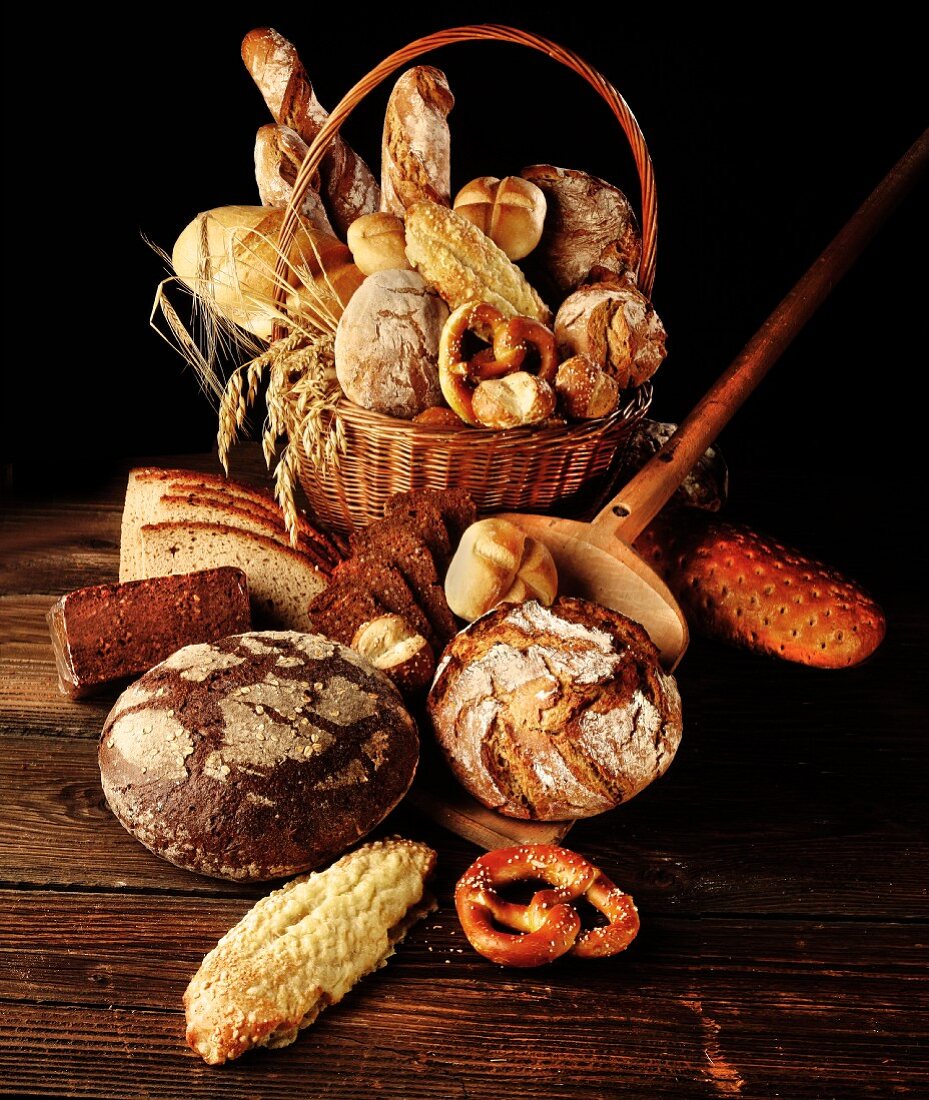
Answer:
274, 24, 659, 532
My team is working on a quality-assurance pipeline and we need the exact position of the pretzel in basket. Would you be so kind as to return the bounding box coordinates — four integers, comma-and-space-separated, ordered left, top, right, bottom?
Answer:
454, 844, 640, 967
438, 301, 558, 426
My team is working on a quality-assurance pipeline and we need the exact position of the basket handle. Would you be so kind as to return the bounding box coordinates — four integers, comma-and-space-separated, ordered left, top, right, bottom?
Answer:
272, 23, 657, 332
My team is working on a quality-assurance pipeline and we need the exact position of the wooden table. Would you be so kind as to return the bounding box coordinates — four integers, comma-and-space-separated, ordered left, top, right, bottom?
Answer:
1, 446, 926, 1099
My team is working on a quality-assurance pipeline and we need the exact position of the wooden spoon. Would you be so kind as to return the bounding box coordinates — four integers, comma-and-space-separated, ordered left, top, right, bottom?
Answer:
498, 128, 929, 670
411, 129, 928, 849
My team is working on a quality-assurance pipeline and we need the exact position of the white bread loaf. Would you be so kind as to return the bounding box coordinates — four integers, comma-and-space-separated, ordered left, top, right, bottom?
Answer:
138, 522, 326, 630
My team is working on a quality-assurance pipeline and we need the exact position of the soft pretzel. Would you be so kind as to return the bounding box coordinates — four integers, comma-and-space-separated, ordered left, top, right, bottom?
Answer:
454, 844, 639, 968
438, 302, 558, 426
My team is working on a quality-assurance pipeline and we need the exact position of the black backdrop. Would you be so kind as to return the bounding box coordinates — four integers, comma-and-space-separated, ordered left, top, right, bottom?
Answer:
5, 9, 926, 520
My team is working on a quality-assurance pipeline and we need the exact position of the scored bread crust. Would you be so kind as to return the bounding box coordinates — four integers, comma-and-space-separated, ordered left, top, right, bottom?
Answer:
184, 837, 436, 1064
427, 597, 683, 820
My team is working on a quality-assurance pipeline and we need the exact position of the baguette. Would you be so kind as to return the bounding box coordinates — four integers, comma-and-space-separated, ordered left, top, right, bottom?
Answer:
634, 512, 886, 667
381, 66, 454, 215
242, 27, 379, 234
184, 838, 436, 1064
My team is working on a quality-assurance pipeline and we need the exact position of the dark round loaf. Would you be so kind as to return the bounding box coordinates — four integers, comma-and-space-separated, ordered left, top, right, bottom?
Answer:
427, 597, 682, 821
99, 631, 419, 880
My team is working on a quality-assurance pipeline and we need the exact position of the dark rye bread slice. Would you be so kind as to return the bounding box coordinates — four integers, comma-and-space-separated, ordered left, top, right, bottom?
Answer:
346, 522, 458, 643
359, 494, 451, 567
98, 631, 419, 881
385, 487, 477, 546
306, 581, 386, 645
331, 559, 437, 648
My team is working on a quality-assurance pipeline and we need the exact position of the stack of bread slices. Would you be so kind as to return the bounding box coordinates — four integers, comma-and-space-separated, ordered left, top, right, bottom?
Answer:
308, 488, 475, 651
120, 468, 345, 629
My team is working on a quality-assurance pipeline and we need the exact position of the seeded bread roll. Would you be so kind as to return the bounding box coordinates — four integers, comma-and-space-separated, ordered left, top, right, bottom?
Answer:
99, 631, 419, 880
335, 269, 447, 417
427, 597, 683, 821
634, 512, 887, 667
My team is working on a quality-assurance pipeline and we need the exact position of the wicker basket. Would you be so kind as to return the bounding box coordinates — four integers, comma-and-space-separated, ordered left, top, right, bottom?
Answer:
274, 24, 659, 532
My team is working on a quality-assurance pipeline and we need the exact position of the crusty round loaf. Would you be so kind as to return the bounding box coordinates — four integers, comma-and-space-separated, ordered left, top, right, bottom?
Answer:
99, 631, 419, 880
427, 597, 682, 821
335, 268, 447, 417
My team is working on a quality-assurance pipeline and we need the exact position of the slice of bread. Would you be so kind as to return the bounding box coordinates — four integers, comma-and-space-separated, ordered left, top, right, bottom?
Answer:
139, 521, 327, 630
120, 468, 345, 581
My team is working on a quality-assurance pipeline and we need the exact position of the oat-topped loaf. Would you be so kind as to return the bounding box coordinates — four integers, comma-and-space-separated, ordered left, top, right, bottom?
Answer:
427, 597, 682, 821
99, 631, 419, 880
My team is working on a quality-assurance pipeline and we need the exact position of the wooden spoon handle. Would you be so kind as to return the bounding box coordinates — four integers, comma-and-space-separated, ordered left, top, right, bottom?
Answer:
592, 127, 929, 546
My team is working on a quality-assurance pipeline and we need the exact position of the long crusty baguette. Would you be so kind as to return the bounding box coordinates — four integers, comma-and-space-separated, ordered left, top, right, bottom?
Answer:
242, 26, 379, 234
634, 511, 886, 668
184, 838, 436, 1064
381, 66, 454, 215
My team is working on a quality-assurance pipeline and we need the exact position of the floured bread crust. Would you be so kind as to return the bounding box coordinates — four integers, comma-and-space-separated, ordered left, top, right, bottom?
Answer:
184, 837, 437, 1064
427, 597, 682, 820
99, 632, 419, 880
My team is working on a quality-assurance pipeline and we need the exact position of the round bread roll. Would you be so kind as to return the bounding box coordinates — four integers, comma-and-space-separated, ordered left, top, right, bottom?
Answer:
519, 165, 642, 294
427, 597, 682, 821
554, 276, 667, 389
445, 518, 557, 621
453, 176, 547, 260
555, 354, 620, 419
335, 269, 448, 417
471, 372, 556, 429
347, 212, 411, 276
99, 631, 419, 880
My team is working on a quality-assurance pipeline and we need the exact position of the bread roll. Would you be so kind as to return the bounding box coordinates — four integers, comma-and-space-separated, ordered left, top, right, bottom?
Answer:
381, 66, 454, 215
347, 212, 411, 276
519, 164, 642, 294
254, 124, 335, 236
554, 354, 620, 419
428, 597, 683, 820
99, 631, 420, 880
405, 201, 551, 324
453, 176, 547, 260
171, 205, 363, 339
634, 512, 887, 667
471, 372, 556, 429
554, 276, 667, 389
241, 27, 379, 233
334, 269, 447, 417
185, 838, 436, 1064
352, 613, 435, 695
444, 518, 557, 621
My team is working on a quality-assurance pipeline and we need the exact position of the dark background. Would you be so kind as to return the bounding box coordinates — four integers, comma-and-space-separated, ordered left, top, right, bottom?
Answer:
5, 10, 926, 534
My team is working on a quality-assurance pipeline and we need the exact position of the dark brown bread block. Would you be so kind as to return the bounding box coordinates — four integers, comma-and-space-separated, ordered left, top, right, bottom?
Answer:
371, 494, 451, 566
47, 568, 251, 699
99, 631, 419, 881
634, 512, 886, 668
